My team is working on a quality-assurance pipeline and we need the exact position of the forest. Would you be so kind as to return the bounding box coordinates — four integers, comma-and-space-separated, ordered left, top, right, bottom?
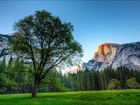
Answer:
1, 56, 140, 94
65, 67, 140, 91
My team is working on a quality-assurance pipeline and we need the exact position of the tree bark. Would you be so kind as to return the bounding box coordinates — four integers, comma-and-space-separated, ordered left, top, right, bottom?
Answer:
32, 80, 39, 98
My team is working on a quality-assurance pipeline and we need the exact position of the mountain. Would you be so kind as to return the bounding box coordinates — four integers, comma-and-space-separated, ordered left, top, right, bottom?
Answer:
1, 34, 140, 72
66, 66, 81, 74
0, 34, 32, 65
0, 34, 12, 65
69, 42, 140, 73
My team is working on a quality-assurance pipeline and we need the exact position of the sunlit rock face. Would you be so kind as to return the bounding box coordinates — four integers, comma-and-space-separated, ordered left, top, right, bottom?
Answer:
68, 42, 140, 74
94, 43, 119, 62
93, 43, 119, 70
83, 42, 140, 71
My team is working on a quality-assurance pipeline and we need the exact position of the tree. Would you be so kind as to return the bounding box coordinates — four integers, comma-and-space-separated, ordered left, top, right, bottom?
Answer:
0, 65, 7, 92
6, 60, 32, 93
47, 71, 67, 92
108, 79, 121, 90
127, 78, 140, 89
0, 56, 10, 93
10, 10, 83, 97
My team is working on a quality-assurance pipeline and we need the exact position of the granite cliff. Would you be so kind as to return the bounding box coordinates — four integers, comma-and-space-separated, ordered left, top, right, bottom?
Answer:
0, 34, 31, 64
69, 42, 140, 73
82, 42, 140, 71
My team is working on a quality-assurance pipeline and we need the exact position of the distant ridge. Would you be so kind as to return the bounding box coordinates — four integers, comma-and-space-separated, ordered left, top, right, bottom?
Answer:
68, 42, 140, 73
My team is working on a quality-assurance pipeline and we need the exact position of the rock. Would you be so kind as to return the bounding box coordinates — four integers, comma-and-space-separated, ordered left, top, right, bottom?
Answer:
111, 42, 140, 70
66, 66, 81, 75
94, 43, 119, 62
68, 42, 140, 74
0, 34, 32, 65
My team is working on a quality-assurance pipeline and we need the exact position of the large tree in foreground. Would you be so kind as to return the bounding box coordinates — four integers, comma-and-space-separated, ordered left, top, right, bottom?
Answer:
10, 10, 83, 98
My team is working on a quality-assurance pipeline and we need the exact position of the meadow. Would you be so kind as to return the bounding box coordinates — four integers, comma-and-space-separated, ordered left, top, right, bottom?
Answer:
0, 90, 140, 105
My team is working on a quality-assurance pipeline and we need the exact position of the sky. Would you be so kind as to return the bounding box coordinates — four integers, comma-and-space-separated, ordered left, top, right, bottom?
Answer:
0, 1, 140, 64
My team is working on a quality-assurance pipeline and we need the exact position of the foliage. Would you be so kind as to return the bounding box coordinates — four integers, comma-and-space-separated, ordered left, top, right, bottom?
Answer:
108, 79, 121, 90
0, 59, 67, 93
0, 73, 7, 92
6, 60, 32, 93
9, 10, 83, 97
127, 78, 140, 89
0, 57, 67, 93
0, 57, 9, 92
39, 70, 67, 92
1, 57, 140, 93
65, 67, 140, 91
46, 71, 67, 92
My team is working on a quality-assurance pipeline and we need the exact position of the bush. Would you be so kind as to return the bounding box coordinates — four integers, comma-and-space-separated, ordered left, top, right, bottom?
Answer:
127, 78, 140, 89
108, 79, 121, 90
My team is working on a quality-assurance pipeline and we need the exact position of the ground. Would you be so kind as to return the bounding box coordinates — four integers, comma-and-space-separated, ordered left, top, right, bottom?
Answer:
0, 90, 140, 105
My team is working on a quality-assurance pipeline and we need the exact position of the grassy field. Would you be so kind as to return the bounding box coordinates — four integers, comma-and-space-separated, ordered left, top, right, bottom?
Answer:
0, 90, 140, 105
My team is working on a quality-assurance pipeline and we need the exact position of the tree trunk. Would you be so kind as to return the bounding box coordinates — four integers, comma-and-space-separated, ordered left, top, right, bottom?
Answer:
32, 80, 39, 98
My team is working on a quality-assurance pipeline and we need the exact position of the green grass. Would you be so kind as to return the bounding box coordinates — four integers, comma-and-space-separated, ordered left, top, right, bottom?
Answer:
0, 90, 140, 105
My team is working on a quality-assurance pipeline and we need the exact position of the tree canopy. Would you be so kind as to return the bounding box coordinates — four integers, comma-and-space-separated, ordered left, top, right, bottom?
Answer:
10, 10, 83, 97
127, 78, 140, 89
108, 79, 121, 90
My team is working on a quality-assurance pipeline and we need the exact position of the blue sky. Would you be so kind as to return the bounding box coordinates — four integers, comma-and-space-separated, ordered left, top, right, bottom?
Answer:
0, 1, 140, 63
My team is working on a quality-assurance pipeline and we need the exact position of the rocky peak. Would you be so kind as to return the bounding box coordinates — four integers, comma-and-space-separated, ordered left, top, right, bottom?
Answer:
68, 42, 140, 74
94, 43, 119, 62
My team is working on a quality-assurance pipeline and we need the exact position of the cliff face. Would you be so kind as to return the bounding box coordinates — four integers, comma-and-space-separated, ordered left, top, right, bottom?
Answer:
94, 43, 119, 62
0, 34, 31, 64
81, 42, 140, 71
111, 42, 140, 70
0, 34, 12, 65
71, 42, 140, 73
93, 43, 119, 70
